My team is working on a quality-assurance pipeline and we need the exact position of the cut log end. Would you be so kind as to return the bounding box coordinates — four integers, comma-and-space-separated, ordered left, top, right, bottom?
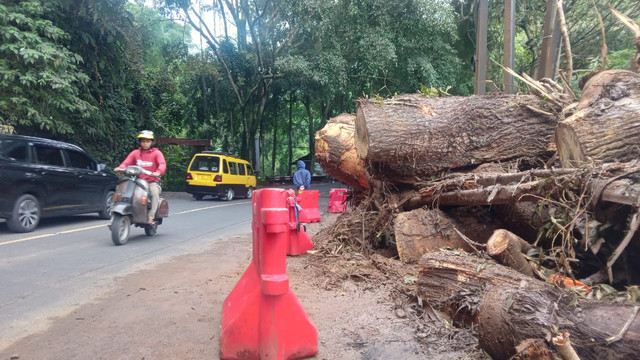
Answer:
487, 229, 534, 277
354, 104, 369, 159
555, 122, 586, 167
314, 113, 370, 191
486, 230, 511, 255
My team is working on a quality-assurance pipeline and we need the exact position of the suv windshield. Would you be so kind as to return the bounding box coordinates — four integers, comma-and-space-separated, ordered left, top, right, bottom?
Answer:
190, 155, 220, 172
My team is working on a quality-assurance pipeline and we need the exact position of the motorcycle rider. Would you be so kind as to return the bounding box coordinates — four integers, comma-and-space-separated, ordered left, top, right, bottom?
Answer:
114, 130, 166, 225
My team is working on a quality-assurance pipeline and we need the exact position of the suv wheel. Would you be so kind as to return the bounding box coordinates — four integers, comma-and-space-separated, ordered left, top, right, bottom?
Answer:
223, 188, 234, 201
8, 194, 41, 233
98, 191, 115, 219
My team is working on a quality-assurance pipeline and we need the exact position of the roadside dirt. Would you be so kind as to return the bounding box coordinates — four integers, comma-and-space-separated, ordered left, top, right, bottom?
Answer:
0, 213, 484, 360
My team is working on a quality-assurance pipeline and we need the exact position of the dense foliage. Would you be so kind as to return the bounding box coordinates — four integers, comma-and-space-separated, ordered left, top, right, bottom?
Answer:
1, 0, 639, 189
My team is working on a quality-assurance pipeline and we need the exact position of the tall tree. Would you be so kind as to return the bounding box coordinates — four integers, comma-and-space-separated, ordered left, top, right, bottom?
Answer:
0, 1, 93, 134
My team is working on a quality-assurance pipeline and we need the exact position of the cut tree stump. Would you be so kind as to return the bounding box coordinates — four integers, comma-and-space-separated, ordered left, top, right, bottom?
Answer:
315, 113, 370, 191
417, 251, 640, 360
486, 229, 534, 277
354, 93, 557, 183
555, 70, 640, 167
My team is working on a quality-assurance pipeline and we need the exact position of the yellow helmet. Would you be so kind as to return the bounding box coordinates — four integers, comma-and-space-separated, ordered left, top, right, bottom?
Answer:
137, 130, 155, 140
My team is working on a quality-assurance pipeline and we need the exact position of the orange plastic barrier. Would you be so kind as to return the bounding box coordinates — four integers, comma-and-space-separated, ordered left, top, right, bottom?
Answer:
296, 190, 321, 223
220, 188, 318, 359
328, 188, 348, 213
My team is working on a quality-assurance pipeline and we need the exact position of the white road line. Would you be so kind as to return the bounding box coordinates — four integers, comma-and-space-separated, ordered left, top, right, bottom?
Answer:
170, 201, 250, 215
1, 201, 250, 246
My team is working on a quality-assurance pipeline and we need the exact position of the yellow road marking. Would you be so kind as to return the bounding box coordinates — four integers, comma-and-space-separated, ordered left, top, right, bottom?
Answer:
58, 224, 107, 234
0, 233, 55, 246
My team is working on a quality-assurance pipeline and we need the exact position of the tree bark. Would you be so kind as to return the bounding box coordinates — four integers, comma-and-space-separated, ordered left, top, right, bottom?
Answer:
555, 70, 640, 167
314, 114, 370, 191
403, 167, 640, 209
272, 96, 278, 174
354, 93, 557, 184
304, 96, 316, 175
493, 203, 550, 243
417, 251, 640, 360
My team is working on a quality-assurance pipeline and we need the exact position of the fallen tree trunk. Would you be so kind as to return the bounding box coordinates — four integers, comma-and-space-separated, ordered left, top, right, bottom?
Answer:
404, 166, 640, 209
556, 70, 640, 167
315, 114, 370, 191
354, 93, 558, 184
418, 251, 640, 360
405, 176, 573, 208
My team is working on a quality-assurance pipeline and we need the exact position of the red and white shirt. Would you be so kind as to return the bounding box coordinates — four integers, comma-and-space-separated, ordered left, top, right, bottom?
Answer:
118, 147, 166, 182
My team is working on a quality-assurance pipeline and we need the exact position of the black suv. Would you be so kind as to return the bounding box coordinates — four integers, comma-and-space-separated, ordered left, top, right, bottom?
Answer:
0, 134, 118, 232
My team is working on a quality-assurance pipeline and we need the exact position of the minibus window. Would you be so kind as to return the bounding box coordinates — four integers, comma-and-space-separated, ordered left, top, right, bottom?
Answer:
189, 156, 220, 172
223, 159, 229, 174
238, 163, 246, 175
229, 162, 238, 175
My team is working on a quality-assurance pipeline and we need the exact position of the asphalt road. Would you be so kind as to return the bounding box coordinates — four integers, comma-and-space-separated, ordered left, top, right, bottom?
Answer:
0, 184, 334, 350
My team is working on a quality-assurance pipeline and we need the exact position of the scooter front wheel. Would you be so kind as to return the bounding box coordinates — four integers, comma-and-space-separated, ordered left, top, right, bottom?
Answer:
111, 214, 131, 246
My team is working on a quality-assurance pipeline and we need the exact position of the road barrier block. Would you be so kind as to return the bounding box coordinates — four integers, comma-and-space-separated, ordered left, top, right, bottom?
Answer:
296, 190, 321, 223
288, 192, 314, 256
220, 188, 318, 360
328, 188, 348, 213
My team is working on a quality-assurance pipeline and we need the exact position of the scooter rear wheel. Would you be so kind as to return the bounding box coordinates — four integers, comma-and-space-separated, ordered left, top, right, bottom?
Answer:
144, 223, 157, 236
111, 214, 131, 245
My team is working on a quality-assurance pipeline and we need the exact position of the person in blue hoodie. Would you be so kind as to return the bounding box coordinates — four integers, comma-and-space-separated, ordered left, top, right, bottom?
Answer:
293, 160, 311, 190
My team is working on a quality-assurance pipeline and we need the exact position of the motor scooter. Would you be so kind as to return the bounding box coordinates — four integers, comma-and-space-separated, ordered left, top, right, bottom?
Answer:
109, 165, 169, 245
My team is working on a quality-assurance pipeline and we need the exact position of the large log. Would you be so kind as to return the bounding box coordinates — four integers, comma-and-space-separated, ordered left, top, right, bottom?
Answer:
393, 207, 498, 262
556, 70, 640, 167
354, 93, 557, 183
404, 166, 640, 209
418, 251, 640, 360
315, 113, 370, 191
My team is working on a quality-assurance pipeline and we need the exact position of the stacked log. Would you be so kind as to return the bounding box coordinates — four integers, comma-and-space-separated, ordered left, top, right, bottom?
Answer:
353, 93, 558, 184
394, 208, 499, 262
314, 69, 640, 358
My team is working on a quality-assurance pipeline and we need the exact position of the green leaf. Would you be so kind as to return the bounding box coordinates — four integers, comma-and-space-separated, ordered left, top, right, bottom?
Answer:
600, 284, 616, 294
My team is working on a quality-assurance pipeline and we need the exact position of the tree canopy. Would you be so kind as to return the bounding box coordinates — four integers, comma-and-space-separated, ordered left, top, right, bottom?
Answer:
1, 0, 639, 188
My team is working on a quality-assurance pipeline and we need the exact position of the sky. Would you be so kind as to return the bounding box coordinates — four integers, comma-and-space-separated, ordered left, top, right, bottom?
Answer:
143, 0, 237, 52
